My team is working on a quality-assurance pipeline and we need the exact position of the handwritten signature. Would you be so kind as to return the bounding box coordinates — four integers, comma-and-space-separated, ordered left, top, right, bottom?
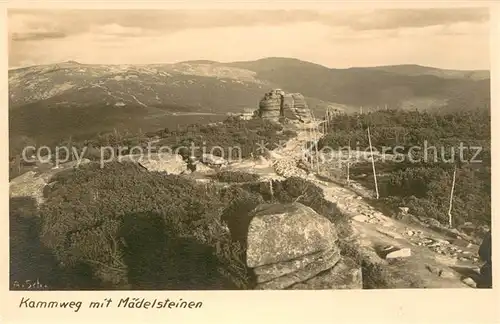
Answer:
12, 279, 49, 290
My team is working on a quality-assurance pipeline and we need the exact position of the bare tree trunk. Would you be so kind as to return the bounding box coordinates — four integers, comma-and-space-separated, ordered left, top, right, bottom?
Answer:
17, 155, 21, 175
310, 109, 320, 173
346, 140, 351, 184
448, 165, 457, 228
367, 127, 379, 199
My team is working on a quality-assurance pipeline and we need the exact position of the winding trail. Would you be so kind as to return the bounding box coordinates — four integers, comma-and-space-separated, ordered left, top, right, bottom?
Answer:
228, 121, 481, 288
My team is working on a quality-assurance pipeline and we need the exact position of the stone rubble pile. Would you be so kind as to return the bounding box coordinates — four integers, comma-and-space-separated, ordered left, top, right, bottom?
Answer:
403, 229, 479, 263
322, 182, 481, 264
272, 159, 309, 178
425, 264, 458, 279
329, 187, 481, 264
245, 202, 362, 289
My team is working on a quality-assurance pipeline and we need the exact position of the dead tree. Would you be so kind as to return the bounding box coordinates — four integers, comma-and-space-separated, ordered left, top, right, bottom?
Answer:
448, 165, 457, 228
367, 126, 379, 199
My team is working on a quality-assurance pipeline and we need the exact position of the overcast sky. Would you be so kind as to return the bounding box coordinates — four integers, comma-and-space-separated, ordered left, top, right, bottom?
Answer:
8, 8, 490, 70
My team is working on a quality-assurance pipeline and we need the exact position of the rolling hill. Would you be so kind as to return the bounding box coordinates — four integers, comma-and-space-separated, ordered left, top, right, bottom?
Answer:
9, 57, 490, 150
225, 58, 490, 111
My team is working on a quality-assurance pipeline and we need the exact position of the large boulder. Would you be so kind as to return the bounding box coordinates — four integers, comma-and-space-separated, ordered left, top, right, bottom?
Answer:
254, 248, 338, 283
246, 202, 338, 268
244, 202, 365, 289
244, 202, 365, 290
288, 257, 363, 289
255, 249, 341, 289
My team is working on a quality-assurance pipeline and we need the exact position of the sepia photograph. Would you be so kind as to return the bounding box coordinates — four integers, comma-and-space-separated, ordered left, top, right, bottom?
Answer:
8, 6, 492, 294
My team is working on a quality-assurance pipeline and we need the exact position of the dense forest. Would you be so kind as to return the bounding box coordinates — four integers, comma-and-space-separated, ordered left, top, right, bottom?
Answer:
318, 109, 491, 229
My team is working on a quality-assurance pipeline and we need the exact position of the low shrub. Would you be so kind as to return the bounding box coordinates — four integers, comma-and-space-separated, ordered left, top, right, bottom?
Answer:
38, 162, 256, 290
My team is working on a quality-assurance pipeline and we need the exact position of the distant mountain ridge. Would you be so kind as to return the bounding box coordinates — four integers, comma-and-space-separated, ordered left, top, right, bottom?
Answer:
360, 64, 489, 81
9, 57, 490, 146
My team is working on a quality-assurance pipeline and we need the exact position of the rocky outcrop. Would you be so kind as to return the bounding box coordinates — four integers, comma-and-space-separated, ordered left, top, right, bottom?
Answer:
10, 159, 91, 205
282, 94, 299, 120
288, 257, 362, 289
290, 93, 312, 121
245, 202, 362, 289
10, 171, 51, 205
120, 153, 188, 174
201, 153, 228, 167
259, 89, 283, 120
258, 89, 312, 122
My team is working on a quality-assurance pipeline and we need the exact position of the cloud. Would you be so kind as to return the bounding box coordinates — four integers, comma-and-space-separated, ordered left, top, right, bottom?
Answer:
11, 31, 66, 41
7, 8, 490, 70
91, 23, 145, 37
8, 7, 489, 40
333, 8, 489, 31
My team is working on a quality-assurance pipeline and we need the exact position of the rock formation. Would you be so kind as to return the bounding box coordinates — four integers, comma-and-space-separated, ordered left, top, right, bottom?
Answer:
290, 93, 312, 121
258, 89, 312, 122
201, 153, 228, 167
120, 153, 188, 174
258, 89, 283, 120
10, 159, 91, 205
245, 202, 362, 289
281, 94, 298, 120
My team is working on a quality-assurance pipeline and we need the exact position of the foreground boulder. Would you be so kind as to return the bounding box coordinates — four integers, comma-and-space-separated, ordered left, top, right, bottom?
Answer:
246, 203, 338, 268
245, 202, 362, 289
288, 257, 362, 289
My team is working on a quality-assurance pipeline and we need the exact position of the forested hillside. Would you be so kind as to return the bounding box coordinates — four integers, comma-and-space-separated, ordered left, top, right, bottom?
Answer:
318, 109, 491, 229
